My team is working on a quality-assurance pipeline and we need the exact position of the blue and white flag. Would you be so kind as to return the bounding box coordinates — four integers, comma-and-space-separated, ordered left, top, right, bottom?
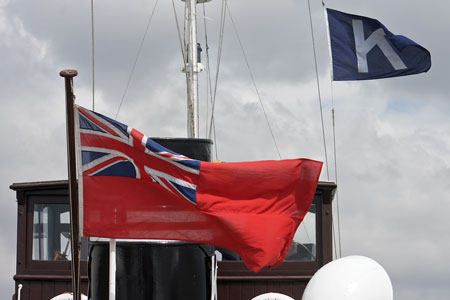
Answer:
326, 8, 431, 81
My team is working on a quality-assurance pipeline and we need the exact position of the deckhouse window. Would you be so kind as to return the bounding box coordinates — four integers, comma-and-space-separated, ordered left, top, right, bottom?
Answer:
32, 203, 71, 261
285, 204, 316, 261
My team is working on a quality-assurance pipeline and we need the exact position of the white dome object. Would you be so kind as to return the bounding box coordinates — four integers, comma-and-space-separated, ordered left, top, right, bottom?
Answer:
252, 292, 295, 300
50, 293, 88, 300
302, 255, 393, 300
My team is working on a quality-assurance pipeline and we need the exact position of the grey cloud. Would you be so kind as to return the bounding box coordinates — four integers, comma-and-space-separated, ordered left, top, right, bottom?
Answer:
1, 0, 450, 299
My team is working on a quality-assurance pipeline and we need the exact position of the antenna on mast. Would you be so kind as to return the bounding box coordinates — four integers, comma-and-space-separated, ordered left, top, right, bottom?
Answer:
182, 0, 211, 138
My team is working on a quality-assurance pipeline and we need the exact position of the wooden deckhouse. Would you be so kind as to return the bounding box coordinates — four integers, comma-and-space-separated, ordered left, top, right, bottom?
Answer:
11, 179, 335, 300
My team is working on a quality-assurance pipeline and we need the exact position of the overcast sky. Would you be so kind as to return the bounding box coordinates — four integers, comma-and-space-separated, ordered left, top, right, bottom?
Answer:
1, 0, 449, 299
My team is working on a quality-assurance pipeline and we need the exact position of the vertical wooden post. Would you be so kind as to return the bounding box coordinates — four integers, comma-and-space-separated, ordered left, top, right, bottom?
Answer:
60, 69, 81, 300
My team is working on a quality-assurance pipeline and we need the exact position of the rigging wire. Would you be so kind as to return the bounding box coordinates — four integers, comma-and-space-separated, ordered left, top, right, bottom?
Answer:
201, 3, 219, 159
90, 0, 95, 111
332, 104, 342, 258
322, 0, 342, 258
307, 0, 330, 180
306, 0, 343, 258
202, 4, 209, 138
329, 66, 342, 259
115, 0, 160, 120
202, 4, 211, 137
208, 0, 227, 144
331, 212, 338, 259
172, 0, 187, 67
226, 5, 282, 160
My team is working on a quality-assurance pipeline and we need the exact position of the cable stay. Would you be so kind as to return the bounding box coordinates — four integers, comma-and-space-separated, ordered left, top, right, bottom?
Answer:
305, 0, 342, 259
201, 3, 220, 160
90, 0, 95, 111
208, 0, 227, 147
172, 0, 188, 68
307, 0, 330, 180
225, 4, 282, 160
115, 0, 160, 120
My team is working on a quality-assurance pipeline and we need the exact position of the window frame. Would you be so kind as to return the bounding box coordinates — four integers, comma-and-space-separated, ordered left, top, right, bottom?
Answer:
26, 194, 72, 272
20, 187, 88, 276
32, 202, 71, 262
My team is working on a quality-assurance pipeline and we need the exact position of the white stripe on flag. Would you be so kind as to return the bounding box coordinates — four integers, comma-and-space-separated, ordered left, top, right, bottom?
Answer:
144, 166, 197, 190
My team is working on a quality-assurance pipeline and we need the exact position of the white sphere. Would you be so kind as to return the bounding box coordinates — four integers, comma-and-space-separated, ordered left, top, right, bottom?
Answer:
252, 292, 295, 300
302, 255, 393, 300
50, 293, 88, 300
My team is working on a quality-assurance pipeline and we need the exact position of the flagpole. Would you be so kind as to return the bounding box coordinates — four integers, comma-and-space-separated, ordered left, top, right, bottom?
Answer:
60, 69, 81, 300
322, 3, 343, 259
109, 239, 116, 300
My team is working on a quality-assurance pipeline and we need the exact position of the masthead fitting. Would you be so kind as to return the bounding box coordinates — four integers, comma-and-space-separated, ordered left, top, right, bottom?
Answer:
60, 69, 78, 78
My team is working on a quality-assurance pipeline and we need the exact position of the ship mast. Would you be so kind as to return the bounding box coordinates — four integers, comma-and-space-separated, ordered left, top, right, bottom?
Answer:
184, 0, 210, 138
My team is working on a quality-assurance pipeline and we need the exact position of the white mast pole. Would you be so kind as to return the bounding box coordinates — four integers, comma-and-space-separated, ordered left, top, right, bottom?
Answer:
109, 239, 116, 300
183, 0, 212, 137
186, 0, 199, 138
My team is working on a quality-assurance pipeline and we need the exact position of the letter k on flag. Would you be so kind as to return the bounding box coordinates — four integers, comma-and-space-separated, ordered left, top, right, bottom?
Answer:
326, 8, 431, 81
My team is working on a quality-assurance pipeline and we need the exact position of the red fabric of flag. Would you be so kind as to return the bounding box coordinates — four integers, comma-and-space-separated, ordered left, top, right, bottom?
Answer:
77, 106, 322, 272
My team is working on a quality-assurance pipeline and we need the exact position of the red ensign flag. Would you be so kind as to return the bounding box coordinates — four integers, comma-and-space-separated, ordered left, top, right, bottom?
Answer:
76, 106, 322, 272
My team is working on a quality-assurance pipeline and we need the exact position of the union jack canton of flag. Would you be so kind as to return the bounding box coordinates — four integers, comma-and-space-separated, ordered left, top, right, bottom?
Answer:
76, 105, 200, 205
